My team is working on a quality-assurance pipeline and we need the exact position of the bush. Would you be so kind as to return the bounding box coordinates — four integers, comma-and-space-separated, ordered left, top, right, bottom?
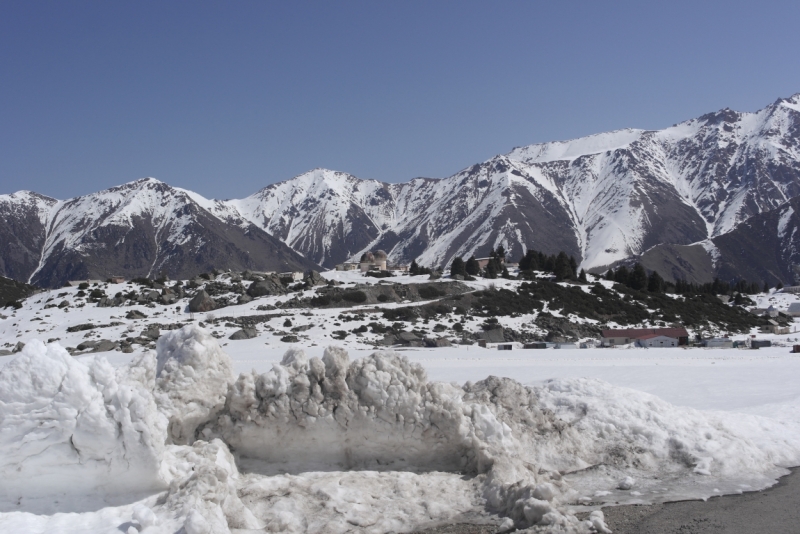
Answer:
418, 285, 444, 299
310, 294, 332, 306
89, 289, 105, 300
331, 330, 349, 340
78, 282, 90, 290
342, 290, 367, 303
377, 294, 390, 302
365, 270, 393, 278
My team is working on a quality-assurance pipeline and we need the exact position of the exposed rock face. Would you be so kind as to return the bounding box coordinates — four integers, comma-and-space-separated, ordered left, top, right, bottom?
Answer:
0, 275, 38, 305
189, 290, 216, 313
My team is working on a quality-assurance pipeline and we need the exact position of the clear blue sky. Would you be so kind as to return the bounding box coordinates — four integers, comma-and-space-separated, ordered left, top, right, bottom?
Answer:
2, 1, 799, 200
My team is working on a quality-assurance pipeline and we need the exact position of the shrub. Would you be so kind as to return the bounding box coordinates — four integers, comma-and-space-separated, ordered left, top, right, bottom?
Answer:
78, 282, 90, 290
377, 294, 390, 302
418, 285, 444, 299
342, 290, 367, 303
365, 270, 393, 278
310, 294, 332, 306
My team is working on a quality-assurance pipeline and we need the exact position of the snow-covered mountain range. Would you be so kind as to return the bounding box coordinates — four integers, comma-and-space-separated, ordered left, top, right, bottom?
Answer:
3, 93, 800, 288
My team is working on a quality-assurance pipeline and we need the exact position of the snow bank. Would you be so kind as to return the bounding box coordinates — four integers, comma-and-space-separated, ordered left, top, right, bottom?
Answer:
536, 378, 800, 503
155, 324, 234, 444
0, 340, 166, 513
2, 327, 800, 533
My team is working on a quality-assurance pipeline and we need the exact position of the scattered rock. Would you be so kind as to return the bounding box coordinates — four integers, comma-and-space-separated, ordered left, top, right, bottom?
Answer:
280, 335, 299, 343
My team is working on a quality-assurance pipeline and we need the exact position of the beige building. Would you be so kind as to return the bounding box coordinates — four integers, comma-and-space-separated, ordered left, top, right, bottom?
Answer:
359, 250, 388, 272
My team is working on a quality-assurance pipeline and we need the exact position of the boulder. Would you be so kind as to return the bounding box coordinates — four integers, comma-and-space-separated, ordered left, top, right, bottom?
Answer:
229, 328, 258, 340
58, 300, 69, 308
397, 332, 420, 343
126, 310, 148, 320
304, 270, 325, 287
424, 337, 452, 347
76, 339, 118, 353
12, 342, 25, 353
141, 325, 160, 341
0, 349, 12, 356
189, 290, 217, 313
246, 276, 286, 298
380, 334, 398, 346
237, 294, 253, 305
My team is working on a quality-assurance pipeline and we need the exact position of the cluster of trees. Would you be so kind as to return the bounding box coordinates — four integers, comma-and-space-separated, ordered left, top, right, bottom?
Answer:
409, 260, 433, 276
449, 247, 509, 279
604, 264, 780, 298
518, 249, 585, 281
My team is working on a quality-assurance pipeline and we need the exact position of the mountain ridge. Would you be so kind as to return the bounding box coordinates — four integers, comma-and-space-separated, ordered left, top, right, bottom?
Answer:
3, 92, 800, 288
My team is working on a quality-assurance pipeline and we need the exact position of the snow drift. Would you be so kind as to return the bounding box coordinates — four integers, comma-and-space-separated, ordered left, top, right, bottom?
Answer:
2, 326, 800, 533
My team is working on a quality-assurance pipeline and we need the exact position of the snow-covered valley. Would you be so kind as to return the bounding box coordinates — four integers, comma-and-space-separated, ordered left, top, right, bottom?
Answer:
2, 270, 800, 533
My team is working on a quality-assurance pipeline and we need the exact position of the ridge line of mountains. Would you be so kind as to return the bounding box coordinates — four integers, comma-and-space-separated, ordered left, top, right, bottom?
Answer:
3, 93, 800, 289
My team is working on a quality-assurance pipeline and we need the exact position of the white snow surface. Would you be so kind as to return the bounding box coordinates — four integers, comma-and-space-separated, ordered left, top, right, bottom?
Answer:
2, 320, 800, 532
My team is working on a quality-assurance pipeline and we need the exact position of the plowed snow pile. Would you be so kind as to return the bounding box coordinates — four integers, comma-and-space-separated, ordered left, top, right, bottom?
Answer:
1, 326, 800, 533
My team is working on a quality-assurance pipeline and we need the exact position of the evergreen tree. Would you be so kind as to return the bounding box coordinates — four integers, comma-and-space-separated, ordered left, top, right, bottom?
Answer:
763, 281, 770, 293
578, 268, 588, 283
465, 256, 481, 276
605, 269, 615, 281
647, 270, 664, 293
450, 256, 467, 277
409, 260, 420, 276
485, 260, 498, 279
629, 263, 648, 291
518, 250, 534, 271
554, 252, 573, 280
614, 266, 630, 286
569, 256, 578, 276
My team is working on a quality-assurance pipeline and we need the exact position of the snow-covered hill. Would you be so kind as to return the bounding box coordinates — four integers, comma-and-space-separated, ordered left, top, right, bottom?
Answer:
0, 179, 316, 288
2, 93, 800, 287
